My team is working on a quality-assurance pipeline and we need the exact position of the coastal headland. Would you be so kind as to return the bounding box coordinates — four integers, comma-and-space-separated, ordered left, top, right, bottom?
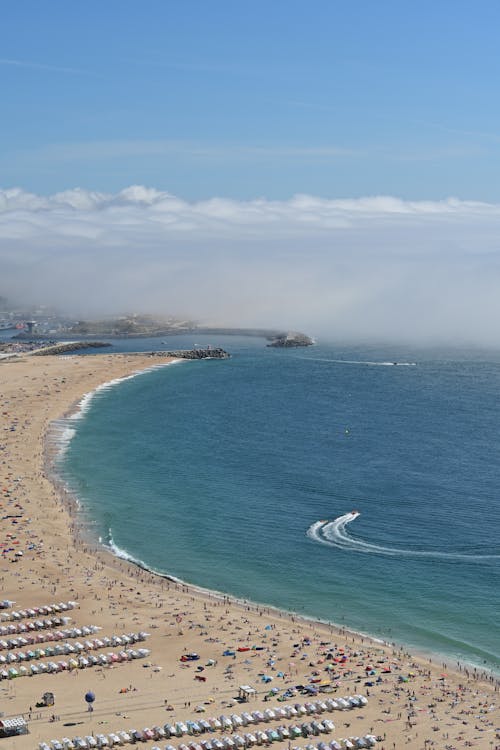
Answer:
0, 353, 497, 750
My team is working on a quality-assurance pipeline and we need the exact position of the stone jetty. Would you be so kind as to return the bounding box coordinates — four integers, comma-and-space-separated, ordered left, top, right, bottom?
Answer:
150, 347, 229, 360
32, 341, 110, 356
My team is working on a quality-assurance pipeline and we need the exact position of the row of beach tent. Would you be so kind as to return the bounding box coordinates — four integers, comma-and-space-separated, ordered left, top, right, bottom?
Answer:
184, 696, 370, 731
0, 616, 73, 634
0, 625, 101, 649
0, 601, 78, 621
0, 631, 149, 664
77, 697, 370, 742
40, 730, 377, 750
0, 647, 150, 679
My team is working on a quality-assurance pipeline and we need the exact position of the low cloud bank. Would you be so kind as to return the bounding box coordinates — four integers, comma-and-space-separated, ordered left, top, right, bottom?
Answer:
1, 186, 499, 345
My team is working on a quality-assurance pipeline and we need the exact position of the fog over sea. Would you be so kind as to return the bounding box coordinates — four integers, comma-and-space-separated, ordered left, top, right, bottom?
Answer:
54, 335, 499, 674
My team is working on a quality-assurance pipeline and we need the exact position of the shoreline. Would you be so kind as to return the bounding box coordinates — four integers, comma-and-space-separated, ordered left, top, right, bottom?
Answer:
0, 353, 497, 750
45, 365, 498, 682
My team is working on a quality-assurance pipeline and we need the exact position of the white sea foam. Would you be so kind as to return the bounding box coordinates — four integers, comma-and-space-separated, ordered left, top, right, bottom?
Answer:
307, 512, 500, 561
106, 530, 143, 565
106, 529, 183, 583
47, 359, 183, 460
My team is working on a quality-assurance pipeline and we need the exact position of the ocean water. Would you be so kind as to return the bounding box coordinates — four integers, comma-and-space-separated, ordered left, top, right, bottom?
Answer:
57, 337, 500, 673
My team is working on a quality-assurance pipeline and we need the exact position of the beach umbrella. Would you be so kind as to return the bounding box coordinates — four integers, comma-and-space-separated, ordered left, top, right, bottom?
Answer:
85, 691, 96, 713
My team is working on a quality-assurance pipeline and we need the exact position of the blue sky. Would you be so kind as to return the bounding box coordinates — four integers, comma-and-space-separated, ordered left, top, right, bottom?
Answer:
2, 1, 500, 340
2, 0, 500, 199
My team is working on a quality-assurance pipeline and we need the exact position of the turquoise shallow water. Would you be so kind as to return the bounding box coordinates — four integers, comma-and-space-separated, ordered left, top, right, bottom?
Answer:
58, 338, 500, 673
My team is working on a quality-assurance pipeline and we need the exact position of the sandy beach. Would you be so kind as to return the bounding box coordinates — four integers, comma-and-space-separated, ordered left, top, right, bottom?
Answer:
0, 352, 497, 750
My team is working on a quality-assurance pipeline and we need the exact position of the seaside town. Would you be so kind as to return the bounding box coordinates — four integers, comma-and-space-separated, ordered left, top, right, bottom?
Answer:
0, 297, 196, 342
0, 318, 498, 750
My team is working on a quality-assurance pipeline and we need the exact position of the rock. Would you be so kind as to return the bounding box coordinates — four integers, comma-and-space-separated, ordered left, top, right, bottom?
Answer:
266, 332, 313, 348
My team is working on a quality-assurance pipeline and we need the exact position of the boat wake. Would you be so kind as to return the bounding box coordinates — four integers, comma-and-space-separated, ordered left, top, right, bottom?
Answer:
307, 512, 500, 562
295, 357, 416, 366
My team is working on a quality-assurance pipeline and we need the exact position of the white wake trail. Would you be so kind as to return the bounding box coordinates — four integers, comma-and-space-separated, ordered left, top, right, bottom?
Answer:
295, 357, 416, 366
307, 512, 500, 561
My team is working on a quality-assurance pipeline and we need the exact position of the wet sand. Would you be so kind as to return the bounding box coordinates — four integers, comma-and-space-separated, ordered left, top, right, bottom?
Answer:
0, 353, 497, 750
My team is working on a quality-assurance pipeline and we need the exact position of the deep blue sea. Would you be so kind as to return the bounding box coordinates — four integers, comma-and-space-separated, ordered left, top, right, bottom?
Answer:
54, 336, 499, 674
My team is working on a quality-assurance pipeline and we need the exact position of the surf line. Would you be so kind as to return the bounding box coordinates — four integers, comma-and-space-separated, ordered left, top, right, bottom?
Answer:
306, 511, 500, 562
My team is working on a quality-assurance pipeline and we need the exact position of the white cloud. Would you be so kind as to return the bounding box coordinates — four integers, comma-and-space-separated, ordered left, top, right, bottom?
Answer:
1, 186, 500, 345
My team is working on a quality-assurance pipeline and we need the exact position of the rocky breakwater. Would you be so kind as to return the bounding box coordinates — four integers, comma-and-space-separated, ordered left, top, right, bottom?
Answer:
152, 348, 230, 360
32, 341, 110, 356
267, 332, 314, 348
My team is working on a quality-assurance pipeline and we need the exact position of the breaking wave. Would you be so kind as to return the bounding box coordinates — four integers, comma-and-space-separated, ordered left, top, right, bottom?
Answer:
307, 512, 499, 562
47, 360, 183, 460
105, 529, 182, 583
